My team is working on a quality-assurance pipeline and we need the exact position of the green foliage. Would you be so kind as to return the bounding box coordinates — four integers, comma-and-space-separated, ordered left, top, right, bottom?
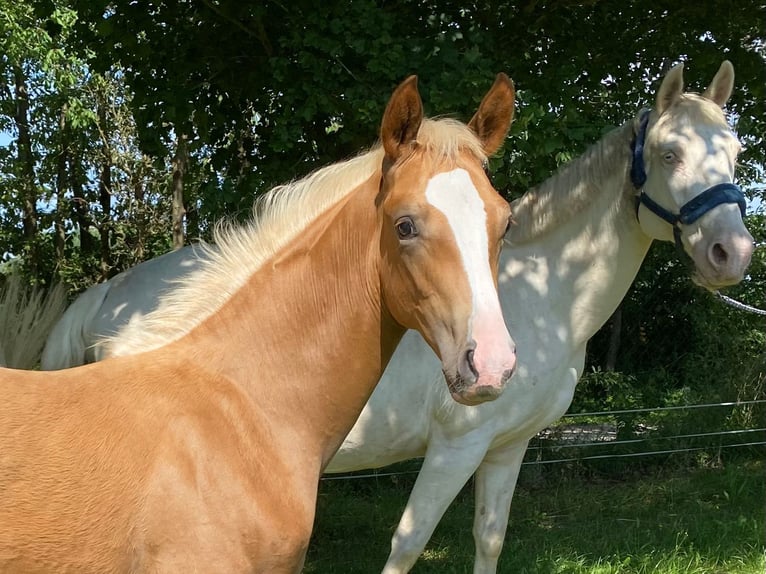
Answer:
58, 0, 766, 203
0, 0, 179, 285
572, 369, 641, 414
6, 1, 765, 258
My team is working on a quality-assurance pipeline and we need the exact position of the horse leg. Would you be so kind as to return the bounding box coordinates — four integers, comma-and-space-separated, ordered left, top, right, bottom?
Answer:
471, 440, 529, 574
381, 435, 489, 574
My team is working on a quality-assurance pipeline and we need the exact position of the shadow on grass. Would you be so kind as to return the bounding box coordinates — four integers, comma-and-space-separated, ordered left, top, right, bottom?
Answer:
306, 458, 765, 573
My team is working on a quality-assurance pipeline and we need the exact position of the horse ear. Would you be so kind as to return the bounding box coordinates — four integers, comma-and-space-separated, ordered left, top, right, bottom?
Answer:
468, 73, 515, 156
380, 76, 423, 162
656, 62, 685, 115
703, 60, 734, 108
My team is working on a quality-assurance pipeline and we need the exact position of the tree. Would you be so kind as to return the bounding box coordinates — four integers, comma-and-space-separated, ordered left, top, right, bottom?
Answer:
0, 0, 174, 286
59, 1, 764, 206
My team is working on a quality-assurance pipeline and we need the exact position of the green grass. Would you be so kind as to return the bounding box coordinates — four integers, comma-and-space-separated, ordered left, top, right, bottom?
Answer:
305, 459, 765, 573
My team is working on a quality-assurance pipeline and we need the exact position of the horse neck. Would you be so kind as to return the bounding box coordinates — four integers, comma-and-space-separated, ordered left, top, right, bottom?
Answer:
503, 121, 653, 347
171, 176, 405, 467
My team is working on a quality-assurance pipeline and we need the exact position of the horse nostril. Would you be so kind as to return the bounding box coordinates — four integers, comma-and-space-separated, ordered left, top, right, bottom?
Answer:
464, 349, 478, 379
710, 242, 728, 268
501, 368, 514, 385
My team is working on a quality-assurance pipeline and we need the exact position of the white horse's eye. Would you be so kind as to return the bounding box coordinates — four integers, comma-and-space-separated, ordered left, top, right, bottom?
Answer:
662, 151, 676, 163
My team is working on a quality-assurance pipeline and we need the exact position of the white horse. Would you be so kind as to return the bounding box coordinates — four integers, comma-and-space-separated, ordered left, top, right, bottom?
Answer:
37, 61, 753, 572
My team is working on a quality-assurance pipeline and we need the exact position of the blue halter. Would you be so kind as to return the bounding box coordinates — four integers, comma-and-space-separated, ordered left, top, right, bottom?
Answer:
630, 110, 747, 251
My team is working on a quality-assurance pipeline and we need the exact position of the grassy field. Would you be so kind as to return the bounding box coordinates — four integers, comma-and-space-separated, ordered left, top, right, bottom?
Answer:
305, 458, 765, 573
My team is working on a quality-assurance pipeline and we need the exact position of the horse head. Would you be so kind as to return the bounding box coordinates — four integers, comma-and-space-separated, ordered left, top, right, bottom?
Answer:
633, 60, 754, 289
376, 74, 517, 406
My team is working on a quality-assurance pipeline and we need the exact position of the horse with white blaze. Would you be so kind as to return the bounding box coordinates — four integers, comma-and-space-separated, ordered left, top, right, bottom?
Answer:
0, 74, 518, 573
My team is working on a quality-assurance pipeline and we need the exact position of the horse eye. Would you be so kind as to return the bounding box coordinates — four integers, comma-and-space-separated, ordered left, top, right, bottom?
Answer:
395, 217, 418, 240
662, 151, 676, 163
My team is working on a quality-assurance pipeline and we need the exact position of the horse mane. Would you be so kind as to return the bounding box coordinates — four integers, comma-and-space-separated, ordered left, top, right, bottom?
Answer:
105, 117, 487, 358
507, 120, 636, 244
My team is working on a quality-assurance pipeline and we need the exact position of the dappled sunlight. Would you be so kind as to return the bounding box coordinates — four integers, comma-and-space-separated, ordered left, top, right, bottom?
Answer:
639, 91, 753, 290
109, 302, 128, 320
316, 61, 759, 573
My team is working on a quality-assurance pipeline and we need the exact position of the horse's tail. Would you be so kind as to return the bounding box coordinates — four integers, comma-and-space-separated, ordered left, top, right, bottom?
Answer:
40, 281, 111, 371
0, 277, 69, 369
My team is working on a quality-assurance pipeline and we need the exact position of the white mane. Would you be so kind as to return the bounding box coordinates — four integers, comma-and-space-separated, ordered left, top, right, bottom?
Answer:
106, 118, 487, 357
509, 92, 734, 246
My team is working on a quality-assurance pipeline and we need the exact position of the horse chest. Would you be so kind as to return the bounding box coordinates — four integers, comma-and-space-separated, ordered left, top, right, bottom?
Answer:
488, 357, 583, 451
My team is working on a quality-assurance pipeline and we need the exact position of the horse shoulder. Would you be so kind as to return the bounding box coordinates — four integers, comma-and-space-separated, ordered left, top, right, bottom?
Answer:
0, 365, 160, 570
133, 362, 317, 571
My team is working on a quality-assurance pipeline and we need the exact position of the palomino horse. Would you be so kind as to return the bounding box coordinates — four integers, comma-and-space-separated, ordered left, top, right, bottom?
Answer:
24, 61, 753, 572
0, 74, 518, 573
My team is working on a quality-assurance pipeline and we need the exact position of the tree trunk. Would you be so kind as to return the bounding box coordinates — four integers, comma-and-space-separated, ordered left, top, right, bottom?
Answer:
605, 304, 622, 372
171, 134, 187, 250
185, 198, 199, 242
97, 103, 112, 280
13, 66, 38, 270
70, 145, 94, 256
133, 177, 146, 262
54, 102, 69, 264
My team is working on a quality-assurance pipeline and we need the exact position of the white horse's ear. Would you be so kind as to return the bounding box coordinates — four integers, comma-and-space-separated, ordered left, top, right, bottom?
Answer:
703, 60, 734, 108
656, 62, 685, 115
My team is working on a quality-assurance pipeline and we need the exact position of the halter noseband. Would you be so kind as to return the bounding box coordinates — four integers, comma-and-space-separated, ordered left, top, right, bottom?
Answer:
630, 110, 747, 251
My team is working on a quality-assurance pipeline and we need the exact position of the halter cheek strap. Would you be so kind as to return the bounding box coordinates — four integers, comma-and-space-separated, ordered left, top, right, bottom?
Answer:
630, 110, 747, 252
630, 111, 651, 190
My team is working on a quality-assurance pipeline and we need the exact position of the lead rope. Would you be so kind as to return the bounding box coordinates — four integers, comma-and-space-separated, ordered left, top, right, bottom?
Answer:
713, 241, 766, 316
714, 292, 766, 316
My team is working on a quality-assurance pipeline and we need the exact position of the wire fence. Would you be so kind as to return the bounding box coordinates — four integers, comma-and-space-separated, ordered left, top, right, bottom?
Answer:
322, 399, 766, 481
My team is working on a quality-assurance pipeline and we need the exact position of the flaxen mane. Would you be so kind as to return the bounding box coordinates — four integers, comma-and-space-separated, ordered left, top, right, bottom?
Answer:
105, 117, 487, 357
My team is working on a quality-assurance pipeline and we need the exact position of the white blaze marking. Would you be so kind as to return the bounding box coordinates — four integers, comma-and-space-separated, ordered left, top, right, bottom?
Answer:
425, 168, 497, 324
